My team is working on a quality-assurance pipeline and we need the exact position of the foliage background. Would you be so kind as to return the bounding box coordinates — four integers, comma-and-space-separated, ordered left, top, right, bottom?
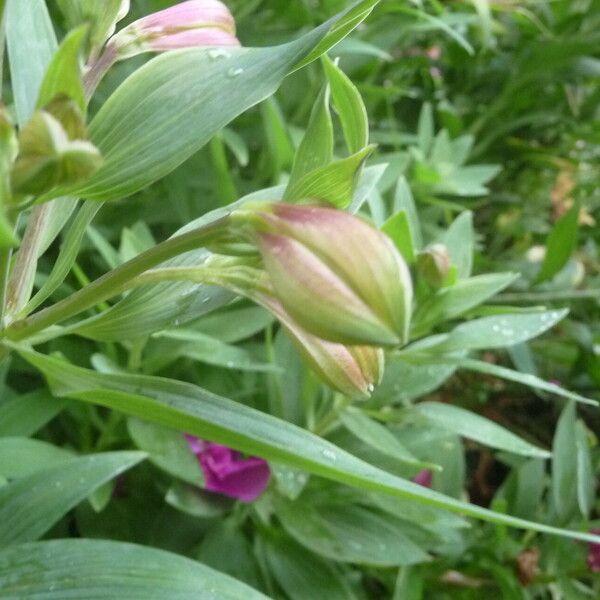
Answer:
1, 0, 600, 598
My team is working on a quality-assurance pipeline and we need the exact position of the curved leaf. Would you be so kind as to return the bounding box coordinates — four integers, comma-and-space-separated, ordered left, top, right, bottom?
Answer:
0, 539, 268, 599
17, 347, 600, 545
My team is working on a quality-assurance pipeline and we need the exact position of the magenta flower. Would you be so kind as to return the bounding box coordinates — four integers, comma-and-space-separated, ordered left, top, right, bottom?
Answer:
185, 435, 270, 502
412, 469, 433, 488
111, 0, 239, 59
587, 528, 600, 572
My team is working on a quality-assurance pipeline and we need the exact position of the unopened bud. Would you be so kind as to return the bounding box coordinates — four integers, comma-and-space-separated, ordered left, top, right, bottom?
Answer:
11, 98, 102, 196
242, 203, 413, 347
416, 243, 450, 288
110, 0, 239, 60
267, 296, 384, 399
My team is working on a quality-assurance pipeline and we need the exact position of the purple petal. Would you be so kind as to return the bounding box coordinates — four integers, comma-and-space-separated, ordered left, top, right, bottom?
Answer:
412, 469, 433, 488
588, 529, 600, 572
185, 436, 270, 502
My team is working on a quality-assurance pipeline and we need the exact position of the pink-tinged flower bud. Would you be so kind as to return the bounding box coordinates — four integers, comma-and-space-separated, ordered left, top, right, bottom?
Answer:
111, 0, 239, 59
244, 204, 413, 346
417, 243, 450, 288
264, 295, 384, 399
184, 435, 270, 502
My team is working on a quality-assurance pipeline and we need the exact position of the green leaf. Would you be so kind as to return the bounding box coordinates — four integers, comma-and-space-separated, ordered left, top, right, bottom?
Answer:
434, 309, 569, 352
197, 521, 260, 587
411, 402, 551, 458
0, 389, 66, 437
0, 539, 268, 599
0, 451, 145, 547
293, 0, 381, 72
382, 211, 415, 264
287, 86, 333, 187
18, 347, 600, 544
276, 500, 430, 566
166, 482, 232, 518
575, 420, 594, 518
552, 402, 578, 522
439, 211, 473, 278
340, 408, 430, 468
536, 203, 580, 284
5, 0, 56, 125
127, 418, 203, 486
0, 437, 74, 478
26, 201, 100, 313
453, 358, 597, 406
150, 330, 279, 373
36, 25, 87, 112
417, 102, 434, 155
369, 358, 456, 406
393, 176, 422, 249
322, 54, 368, 154
62, 2, 380, 202
56, 0, 127, 52
412, 273, 519, 335
284, 145, 375, 207
263, 533, 356, 600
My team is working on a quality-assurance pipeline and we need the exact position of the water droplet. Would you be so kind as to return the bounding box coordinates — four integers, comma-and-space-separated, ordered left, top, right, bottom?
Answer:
321, 448, 337, 462
366, 383, 375, 393
227, 67, 244, 78
208, 48, 230, 61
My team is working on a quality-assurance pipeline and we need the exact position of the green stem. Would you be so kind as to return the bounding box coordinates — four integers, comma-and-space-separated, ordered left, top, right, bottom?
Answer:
0, 247, 10, 329
5, 203, 52, 318
496, 289, 600, 303
5, 215, 231, 341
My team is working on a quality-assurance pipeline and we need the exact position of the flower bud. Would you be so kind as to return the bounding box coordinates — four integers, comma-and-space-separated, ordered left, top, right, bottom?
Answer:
110, 0, 239, 59
416, 243, 450, 288
265, 295, 384, 399
245, 204, 413, 346
11, 98, 102, 196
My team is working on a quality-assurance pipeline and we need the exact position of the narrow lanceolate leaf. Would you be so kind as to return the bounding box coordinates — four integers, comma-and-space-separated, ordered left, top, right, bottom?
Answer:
0, 451, 145, 547
26, 201, 101, 313
5, 0, 78, 314
536, 203, 580, 284
411, 402, 551, 458
284, 146, 375, 208
340, 408, 431, 468
0, 437, 74, 478
286, 85, 333, 186
412, 272, 519, 335
439, 358, 597, 407
36, 25, 87, 111
17, 348, 600, 544
0, 539, 268, 599
0, 389, 66, 437
5, 0, 56, 124
432, 309, 569, 352
322, 54, 368, 154
59, 0, 381, 202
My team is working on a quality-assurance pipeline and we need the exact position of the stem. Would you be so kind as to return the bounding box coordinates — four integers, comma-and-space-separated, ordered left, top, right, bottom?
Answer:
496, 289, 600, 303
0, 1, 6, 91
5, 204, 53, 318
0, 247, 10, 329
5, 215, 231, 341
83, 43, 118, 101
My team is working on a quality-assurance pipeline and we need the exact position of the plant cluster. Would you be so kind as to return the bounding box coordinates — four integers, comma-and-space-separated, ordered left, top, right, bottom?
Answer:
0, 0, 599, 598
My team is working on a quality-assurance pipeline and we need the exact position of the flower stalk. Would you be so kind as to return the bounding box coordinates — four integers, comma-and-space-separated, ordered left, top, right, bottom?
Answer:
4, 214, 232, 341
